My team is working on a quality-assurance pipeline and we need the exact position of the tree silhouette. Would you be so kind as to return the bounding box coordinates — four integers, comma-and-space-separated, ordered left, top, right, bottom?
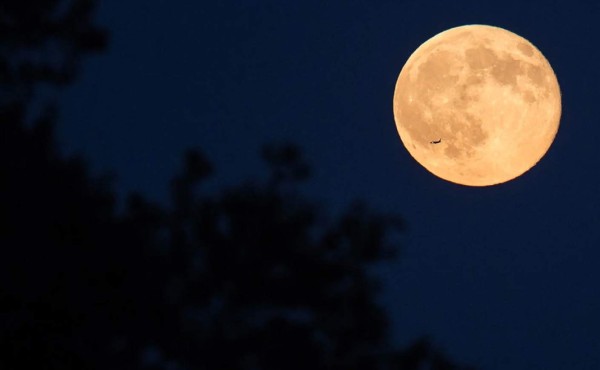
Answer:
0, 0, 107, 108
0, 1, 475, 369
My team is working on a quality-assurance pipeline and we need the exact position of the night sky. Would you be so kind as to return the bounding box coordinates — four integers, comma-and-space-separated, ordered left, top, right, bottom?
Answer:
58, 1, 599, 369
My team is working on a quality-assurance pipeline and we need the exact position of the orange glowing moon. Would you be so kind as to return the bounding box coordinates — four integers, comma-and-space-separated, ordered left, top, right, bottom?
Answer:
393, 25, 561, 186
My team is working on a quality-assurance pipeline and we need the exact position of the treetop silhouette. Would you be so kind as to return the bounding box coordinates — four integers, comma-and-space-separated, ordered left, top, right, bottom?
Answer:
0, 1, 475, 369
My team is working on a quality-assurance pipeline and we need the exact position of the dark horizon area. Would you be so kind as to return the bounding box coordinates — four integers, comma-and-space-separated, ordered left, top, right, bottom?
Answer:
3, 1, 600, 369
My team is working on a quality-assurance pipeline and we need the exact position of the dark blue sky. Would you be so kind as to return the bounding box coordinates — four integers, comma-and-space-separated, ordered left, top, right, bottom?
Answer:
59, 1, 599, 369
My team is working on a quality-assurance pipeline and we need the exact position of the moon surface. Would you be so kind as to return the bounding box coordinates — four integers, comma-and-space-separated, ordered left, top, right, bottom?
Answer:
393, 25, 561, 186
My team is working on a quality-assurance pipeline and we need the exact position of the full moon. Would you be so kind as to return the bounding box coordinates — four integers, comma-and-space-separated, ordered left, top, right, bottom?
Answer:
393, 25, 561, 186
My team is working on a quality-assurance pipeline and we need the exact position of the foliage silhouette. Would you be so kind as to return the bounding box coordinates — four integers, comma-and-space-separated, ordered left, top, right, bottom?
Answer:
0, 1, 475, 369
0, 0, 107, 108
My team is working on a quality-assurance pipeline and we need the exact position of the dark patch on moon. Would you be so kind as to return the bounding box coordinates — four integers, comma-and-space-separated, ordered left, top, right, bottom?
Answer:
491, 55, 521, 86
523, 90, 536, 103
517, 42, 534, 57
465, 46, 498, 70
466, 45, 524, 87
432, 111, 488, 160
444, 143, 462, 158
527, 65, 546, 86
